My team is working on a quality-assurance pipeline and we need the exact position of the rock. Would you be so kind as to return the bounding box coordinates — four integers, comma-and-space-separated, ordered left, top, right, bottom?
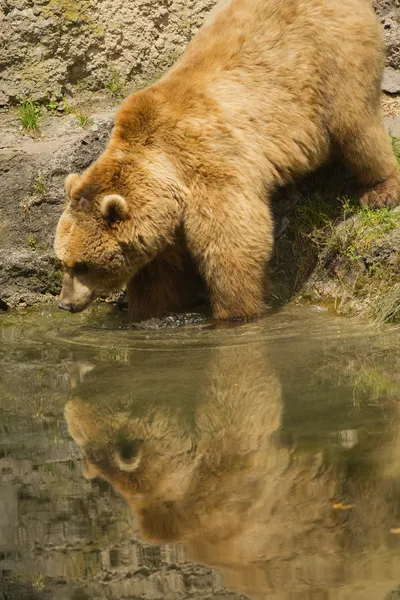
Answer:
384, 115, 400, 138
275, 216, 290, 239
0, 111, 114, 308
374, 0, 400, 70
382, 66, 400, 94
0, 0, 217, 107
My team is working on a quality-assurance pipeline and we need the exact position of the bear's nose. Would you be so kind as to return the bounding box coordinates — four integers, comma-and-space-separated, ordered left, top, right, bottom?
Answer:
58, 300, 73, 312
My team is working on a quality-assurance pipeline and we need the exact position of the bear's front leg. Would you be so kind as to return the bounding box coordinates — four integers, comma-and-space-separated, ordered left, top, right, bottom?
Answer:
184, 193, 273, 320
126, 245, 204, 322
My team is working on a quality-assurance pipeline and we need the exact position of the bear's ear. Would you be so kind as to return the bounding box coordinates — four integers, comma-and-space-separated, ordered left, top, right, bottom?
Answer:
100, 194, 129, 222
65, 173, 81, 197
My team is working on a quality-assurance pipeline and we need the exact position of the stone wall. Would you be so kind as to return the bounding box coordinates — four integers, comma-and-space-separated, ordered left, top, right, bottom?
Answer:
0, 0, 216, 106
0, 0, 399, 107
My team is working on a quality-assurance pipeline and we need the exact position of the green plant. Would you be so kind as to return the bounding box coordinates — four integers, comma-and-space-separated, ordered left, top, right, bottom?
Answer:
75, 112, 91, 127
358, 205, 399, 231
294, 193, 332, 234
18, 99, 41, 132
391, 136, 400, 168
28, 235, 37, 251
46, 100, 58, 113
342, 244, 360, 261
33, 174, 45, 195
340, 196, 358, 220
106, 69, 125, 98
44, 462, 56, 475
62, 98, 73, 114
286, 175, 400, 323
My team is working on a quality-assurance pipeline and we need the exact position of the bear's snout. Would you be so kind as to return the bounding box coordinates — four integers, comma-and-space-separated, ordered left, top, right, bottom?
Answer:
57, 299, 86, 313
58, 300, 73, 312
58, 272, 95, 314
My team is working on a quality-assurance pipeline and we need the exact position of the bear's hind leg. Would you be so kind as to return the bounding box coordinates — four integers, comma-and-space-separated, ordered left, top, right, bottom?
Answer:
335, 116, 400, 208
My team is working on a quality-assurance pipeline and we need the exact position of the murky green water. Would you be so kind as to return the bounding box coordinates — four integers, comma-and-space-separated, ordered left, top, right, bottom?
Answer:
1, 305, 400, 600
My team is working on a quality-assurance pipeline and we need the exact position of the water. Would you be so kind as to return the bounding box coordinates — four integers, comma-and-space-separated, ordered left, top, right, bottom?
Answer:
1, 305, 400, 600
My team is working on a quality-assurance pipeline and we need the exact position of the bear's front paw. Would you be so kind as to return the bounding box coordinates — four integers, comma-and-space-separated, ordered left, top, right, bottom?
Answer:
213, 301, 266, 321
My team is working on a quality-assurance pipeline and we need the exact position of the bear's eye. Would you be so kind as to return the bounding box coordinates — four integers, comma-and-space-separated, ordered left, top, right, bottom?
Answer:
73, 262, 89, 275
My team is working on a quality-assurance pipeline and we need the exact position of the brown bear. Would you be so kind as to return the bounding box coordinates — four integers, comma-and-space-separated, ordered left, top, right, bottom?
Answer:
55, 0, 400, 321
64, 345, 400, 599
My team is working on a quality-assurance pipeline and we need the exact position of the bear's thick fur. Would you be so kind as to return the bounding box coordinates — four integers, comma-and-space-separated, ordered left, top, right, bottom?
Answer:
55, 0, 400, 321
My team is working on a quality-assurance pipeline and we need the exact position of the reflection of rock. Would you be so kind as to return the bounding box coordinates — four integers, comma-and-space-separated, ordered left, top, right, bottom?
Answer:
0, 438, 235, 600
0, 329, 246, 599
65, 344, 400, 600
0, 485, 18, 551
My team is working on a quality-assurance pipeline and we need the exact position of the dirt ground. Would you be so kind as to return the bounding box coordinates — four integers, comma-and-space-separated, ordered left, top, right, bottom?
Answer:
381, 93, 400, 117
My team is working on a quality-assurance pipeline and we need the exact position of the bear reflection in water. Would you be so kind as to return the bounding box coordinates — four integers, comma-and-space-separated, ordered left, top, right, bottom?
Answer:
64, 346, 400, 599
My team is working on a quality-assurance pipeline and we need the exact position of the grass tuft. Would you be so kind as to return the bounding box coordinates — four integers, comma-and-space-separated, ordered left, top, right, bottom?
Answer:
28, 235, 37, 251
18, 99, 41, 132
75, 112, 91, 128
367, 282, 400, 324
286, 162, 400, 324
392, 136, 400, 168
33, 174, 45, 195
106, 69, 125, 98
46, 100, 59, 114
62, 98, 73, 115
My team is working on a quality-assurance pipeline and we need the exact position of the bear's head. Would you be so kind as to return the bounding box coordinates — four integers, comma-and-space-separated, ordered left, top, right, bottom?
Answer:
55, 166, 133, 313
64, 395, 198, 511
54, 97, 187, 313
